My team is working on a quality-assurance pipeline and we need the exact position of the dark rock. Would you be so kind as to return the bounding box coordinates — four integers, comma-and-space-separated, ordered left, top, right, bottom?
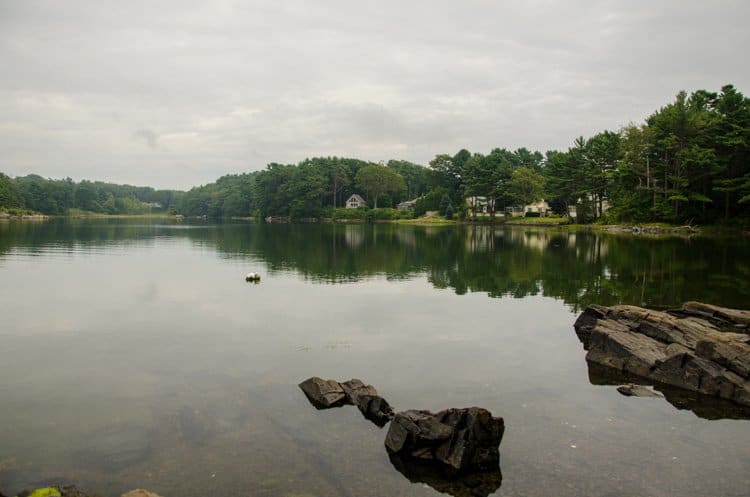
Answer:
298, 377, 347, 408
385, 408, 504, 473
340, 379, 378, 404
356, 394, 394, 427
616, 384, 662, 398
574, 302, 750, 408
389, 453, 502, 497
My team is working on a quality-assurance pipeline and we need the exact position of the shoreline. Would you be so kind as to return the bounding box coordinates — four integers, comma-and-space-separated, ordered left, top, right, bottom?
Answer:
3, 211, 748, 236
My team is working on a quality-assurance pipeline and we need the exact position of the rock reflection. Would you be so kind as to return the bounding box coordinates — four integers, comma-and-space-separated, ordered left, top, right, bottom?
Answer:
388, 454, 502, 497
586, 362, 750, 420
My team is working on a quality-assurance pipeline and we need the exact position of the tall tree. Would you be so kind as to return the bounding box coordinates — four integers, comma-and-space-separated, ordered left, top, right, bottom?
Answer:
507, 167, 545, 207
355, 165, 406, 208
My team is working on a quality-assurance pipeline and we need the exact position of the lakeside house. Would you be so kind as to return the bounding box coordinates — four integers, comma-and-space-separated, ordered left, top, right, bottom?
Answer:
505, 199, 551, 217
466, 196, 549, 217
346, 194, 367, 209
466, 196, 492, 214
397, 199, 417, 211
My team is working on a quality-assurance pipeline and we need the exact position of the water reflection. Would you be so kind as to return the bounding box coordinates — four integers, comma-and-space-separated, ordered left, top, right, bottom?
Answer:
389, 455, 502, 497
2, 219, 750, 497
586, 363, 750, 420
2, 219, 749, 310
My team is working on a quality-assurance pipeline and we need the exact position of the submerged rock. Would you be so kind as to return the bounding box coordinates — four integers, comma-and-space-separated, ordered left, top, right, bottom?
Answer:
574, 302, 750, 407
16, 486, 96, 497
11, 486, 162, 497
385, 408, 504, 473
120, 490, 163, 497
616, 384, 663, 398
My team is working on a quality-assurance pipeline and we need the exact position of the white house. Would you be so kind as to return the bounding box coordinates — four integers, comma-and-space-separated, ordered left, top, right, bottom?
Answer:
397, 199, 417, 211
345, 194, 367, 209
465, 196, 492, 214
505, 199, 551, 217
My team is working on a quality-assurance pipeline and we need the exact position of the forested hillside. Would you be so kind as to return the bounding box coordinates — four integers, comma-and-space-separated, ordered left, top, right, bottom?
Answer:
3, 84, 748, 224
0, 173, 181, 215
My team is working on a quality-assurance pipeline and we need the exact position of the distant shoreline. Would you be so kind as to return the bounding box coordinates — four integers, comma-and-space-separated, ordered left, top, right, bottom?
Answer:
3, 211, 748, 236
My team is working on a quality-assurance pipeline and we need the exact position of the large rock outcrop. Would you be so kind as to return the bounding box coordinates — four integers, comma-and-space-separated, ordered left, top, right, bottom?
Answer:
574, 302, 750, 408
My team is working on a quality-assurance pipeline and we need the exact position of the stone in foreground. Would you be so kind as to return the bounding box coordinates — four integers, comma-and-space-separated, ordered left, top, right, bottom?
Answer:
574, 302, 750, 407
385, 407, 504, 473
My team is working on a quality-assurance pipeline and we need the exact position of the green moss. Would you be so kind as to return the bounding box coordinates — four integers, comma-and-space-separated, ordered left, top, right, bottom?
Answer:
26, 488, 62, 497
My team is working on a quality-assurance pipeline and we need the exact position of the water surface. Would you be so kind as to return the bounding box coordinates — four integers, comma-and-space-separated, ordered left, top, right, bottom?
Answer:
1, 220, 749, 496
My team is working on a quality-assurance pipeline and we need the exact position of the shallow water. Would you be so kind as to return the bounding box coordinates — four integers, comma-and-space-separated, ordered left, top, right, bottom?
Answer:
0, 220, 749, 496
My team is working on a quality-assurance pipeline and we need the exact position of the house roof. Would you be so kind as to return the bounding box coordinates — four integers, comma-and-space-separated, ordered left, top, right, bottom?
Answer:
347, 194, 366, 204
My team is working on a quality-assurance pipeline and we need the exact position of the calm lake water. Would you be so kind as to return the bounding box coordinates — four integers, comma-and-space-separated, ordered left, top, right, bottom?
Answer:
1, 219, 749, 497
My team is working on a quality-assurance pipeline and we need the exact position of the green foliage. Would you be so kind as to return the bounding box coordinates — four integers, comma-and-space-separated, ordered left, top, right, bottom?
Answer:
0, 172, 21, 208
414, 187, 449, 216
439, 194, 451, 216
507, 167, 545, 206
355, 165, 406, 208
328, 207, 411, 221
445, 203, 454, 219
0, 173, 181, 215
3, 84, 748, 226
387, 159, 429, 199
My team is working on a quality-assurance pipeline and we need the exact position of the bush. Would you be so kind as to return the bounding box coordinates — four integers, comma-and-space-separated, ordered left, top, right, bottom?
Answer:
524, 211, 541, 218
445, 204, 454, 220
329, 207, 412, 221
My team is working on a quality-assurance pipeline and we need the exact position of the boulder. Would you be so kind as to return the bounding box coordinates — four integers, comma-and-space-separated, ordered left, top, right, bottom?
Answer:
356, 394, 394, 426
340, 379, 378, 404
298, 377, 395, 426
298, 377, 347, 408
574, 302, 750, 407
385, 407, 504, 473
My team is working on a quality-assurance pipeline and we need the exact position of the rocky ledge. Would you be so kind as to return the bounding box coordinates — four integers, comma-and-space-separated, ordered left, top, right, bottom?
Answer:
574, 302, 750, 407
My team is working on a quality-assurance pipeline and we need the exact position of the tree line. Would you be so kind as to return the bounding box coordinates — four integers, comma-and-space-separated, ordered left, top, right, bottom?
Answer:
2, 84, 748, 224
0, 173, 181, 215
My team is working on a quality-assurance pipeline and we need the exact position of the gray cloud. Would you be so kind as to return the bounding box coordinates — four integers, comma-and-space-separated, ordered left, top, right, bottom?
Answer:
134, 129, 158, 149
1, 0, 749, 189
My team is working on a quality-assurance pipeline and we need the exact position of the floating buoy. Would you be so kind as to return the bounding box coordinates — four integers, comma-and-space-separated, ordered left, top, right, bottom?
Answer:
245, 272, 261, 282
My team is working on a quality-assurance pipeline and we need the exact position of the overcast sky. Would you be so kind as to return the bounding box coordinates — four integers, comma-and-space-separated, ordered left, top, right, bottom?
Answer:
1, 1, 749, 190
